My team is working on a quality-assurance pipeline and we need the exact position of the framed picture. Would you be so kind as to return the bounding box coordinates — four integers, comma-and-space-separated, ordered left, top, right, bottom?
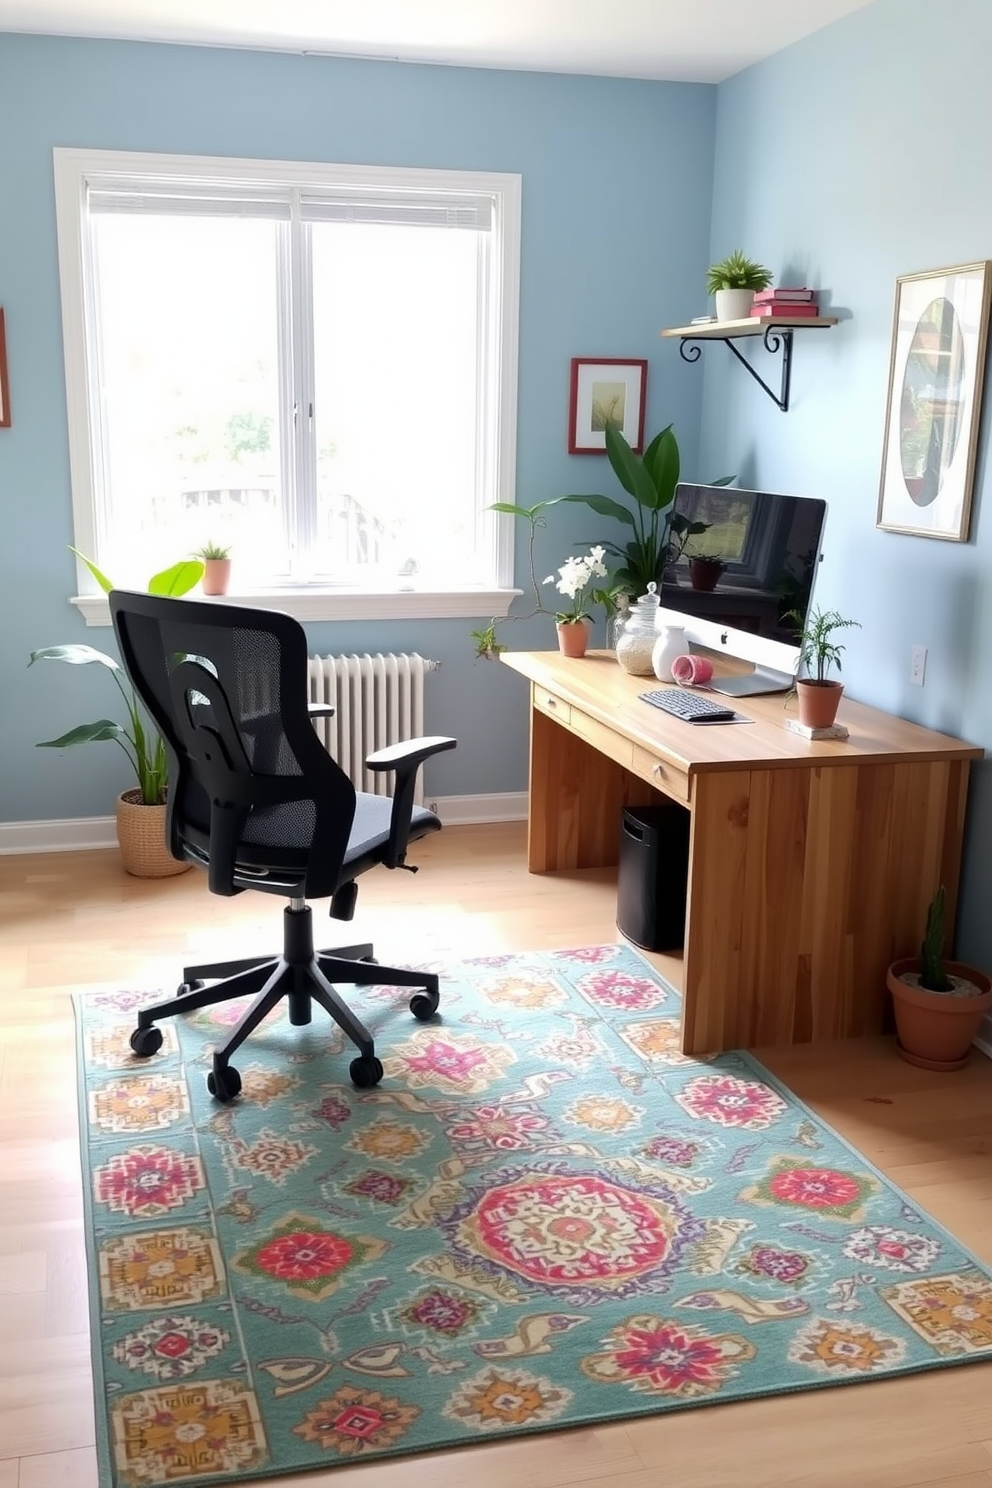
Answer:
877, 261, 992, 540
568, 357, 647, 454
0, 309, 9, 429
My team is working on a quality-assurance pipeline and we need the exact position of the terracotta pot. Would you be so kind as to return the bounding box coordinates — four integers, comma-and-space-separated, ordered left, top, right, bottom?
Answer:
556, 620, 590, 658
115, 790, 190, 878
202, 558, 231, 596
796, 679, 843, 730
887, 957, 992, 1070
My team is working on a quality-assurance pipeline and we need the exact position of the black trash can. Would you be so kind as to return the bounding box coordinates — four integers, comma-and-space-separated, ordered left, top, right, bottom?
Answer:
617, 802, 691, 951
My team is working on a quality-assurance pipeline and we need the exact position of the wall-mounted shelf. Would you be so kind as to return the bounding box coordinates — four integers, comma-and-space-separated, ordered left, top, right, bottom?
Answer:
660, 315, 838, 412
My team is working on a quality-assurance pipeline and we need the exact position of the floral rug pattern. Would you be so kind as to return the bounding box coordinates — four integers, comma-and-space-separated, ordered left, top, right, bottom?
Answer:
75, 945, 992, 1487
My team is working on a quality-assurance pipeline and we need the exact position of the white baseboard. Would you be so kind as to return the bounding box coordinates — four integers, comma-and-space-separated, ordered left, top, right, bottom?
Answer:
973, 1015, 992, 1061
0, 793, 528, 856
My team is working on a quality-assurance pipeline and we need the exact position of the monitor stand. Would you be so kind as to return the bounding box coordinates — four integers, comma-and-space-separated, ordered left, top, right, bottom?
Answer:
708, 665, 794, 698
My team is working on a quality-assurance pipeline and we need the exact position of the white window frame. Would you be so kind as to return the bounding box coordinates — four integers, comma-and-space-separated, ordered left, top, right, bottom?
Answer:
53, 147, 521, 626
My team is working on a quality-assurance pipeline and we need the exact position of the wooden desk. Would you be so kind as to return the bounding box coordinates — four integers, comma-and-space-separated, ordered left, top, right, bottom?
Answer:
501, 651, 983, 1056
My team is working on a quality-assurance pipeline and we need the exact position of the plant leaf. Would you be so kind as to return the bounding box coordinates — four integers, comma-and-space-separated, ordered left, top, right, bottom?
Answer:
558, 493, 636, 527
28, 644, 121, 671
605, 423, 663, 509
149, 560, 205, 597
36, 720, 125, 747
70, 546, 114, 593
642, 426, 680, 512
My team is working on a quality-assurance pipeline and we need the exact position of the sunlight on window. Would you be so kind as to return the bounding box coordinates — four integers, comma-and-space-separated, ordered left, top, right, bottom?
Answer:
312, 224, 482, 584
94, 215, 283, 581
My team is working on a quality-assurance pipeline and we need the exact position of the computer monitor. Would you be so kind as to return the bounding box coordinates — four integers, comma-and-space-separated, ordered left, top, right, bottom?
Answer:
659, 483, 827, 697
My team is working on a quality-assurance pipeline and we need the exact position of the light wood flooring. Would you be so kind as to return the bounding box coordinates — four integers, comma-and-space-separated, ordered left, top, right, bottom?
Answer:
3, 822, 992, 1488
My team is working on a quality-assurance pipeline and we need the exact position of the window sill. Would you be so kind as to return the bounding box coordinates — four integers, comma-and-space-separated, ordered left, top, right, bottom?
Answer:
73, 586, 521, 628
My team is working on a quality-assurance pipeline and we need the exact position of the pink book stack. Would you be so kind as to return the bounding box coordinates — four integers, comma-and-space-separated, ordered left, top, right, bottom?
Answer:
752, 287, 819, 318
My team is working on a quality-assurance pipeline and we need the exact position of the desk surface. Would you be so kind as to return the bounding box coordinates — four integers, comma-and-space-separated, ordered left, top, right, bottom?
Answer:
501, 651, 982, 772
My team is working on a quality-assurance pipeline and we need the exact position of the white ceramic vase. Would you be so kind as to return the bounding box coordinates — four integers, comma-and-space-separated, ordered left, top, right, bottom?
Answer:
652, 624, 688, 682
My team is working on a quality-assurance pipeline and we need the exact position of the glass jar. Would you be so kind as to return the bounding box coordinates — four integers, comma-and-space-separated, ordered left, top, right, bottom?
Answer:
606, 594, 631, 653
615, 584, 661, 675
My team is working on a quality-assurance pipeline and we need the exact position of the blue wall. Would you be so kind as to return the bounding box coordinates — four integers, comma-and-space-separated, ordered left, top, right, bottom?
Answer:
0, 34, 715, 822
702, 0, 992, 969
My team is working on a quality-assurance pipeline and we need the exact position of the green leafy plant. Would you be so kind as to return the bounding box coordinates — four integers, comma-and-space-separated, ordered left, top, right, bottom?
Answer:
472, 423, 731, 657
554, 422, 733, 595
28, 550, 204, 805
194, 540, 231, 560
919, 884, 955, 992
706, 250, 774, 295
788, 606, 861, 685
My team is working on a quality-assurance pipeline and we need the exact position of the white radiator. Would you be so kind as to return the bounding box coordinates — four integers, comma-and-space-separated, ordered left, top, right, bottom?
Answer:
307, 653, 439, 803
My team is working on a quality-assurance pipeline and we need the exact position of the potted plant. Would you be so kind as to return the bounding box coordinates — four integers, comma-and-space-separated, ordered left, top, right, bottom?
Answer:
195, 540, 232, 595
887, 885, 992, 1070
788, 605, 861, 730
688, 555, 726, 592
473, 422, 731, 659
707, 250, 774, 322
29, 550, 204, 877
543, 546, 608, 657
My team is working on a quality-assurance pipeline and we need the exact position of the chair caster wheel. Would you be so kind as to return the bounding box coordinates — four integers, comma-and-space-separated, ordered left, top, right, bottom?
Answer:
178, 979, 205, 996
410, 989, 440, 1021
129, 1025, 164, 1058
207, 1064, 242, 1102
350, 1055, 384, 1088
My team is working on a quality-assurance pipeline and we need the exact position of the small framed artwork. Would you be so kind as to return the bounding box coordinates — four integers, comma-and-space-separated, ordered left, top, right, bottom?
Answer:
877, 261, 992, 540
568, 357, 647, 454
0, 309, 9, 429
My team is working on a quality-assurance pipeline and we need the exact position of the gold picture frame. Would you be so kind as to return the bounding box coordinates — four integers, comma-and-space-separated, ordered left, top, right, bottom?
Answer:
877, 261, 992, 541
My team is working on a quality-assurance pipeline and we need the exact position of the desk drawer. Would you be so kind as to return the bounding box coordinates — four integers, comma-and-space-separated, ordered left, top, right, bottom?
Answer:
630, 743, 691, 804
533, 687, 571, 726
571, 705, 633, 771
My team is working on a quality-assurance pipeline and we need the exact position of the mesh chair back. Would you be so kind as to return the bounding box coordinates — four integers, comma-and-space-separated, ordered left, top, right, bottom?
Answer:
110, 591, 356, 898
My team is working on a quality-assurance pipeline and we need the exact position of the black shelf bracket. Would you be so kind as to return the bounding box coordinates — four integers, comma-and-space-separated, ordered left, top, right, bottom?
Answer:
678, 325, 796, 412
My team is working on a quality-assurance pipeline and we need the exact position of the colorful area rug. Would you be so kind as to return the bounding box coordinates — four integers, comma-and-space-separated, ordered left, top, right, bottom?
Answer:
76, 944, 992, 1487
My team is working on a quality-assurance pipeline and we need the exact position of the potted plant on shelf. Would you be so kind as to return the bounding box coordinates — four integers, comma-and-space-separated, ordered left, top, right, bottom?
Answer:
707, 250, 774, 322
195, 540, 232, 595
543, 546, 608, 657
28, 550, 204, 877
887, 885, 992, 1070
787, 605, 861, 730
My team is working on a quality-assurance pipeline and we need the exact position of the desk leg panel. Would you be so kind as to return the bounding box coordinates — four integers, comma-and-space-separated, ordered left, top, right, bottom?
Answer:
681, 769, 752, 1055
527, 707, 654, 872
681, 760, 971, 1054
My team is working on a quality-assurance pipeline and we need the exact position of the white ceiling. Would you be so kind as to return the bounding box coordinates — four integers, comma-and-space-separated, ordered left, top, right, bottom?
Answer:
0, 0, 877, 83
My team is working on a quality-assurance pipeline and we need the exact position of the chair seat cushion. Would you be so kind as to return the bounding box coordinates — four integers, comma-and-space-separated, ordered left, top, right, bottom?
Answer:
342, 794, 441, 870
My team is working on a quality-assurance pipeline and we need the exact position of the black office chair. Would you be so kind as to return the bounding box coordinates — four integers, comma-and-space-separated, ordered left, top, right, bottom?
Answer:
110, 590, 456, 1101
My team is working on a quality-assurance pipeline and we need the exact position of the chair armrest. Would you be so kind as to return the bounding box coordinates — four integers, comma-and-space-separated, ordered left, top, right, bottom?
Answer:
366, 735, 457, 868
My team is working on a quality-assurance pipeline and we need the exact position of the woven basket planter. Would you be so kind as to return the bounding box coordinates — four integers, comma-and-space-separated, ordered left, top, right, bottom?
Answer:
115, 790, 190, 878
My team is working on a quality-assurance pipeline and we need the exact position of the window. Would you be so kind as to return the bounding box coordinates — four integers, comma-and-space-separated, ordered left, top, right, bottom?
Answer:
53, 149, 521, 622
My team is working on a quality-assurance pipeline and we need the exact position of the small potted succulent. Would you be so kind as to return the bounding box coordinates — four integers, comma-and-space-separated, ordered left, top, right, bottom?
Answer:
707, 250, 774, 322
195, 540, 232, 596
788, 605, 861, 730
887, 885, 992, 1070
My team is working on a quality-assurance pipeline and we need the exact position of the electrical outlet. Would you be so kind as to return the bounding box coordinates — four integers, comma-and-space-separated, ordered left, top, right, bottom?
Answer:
910, 645, 927, 686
